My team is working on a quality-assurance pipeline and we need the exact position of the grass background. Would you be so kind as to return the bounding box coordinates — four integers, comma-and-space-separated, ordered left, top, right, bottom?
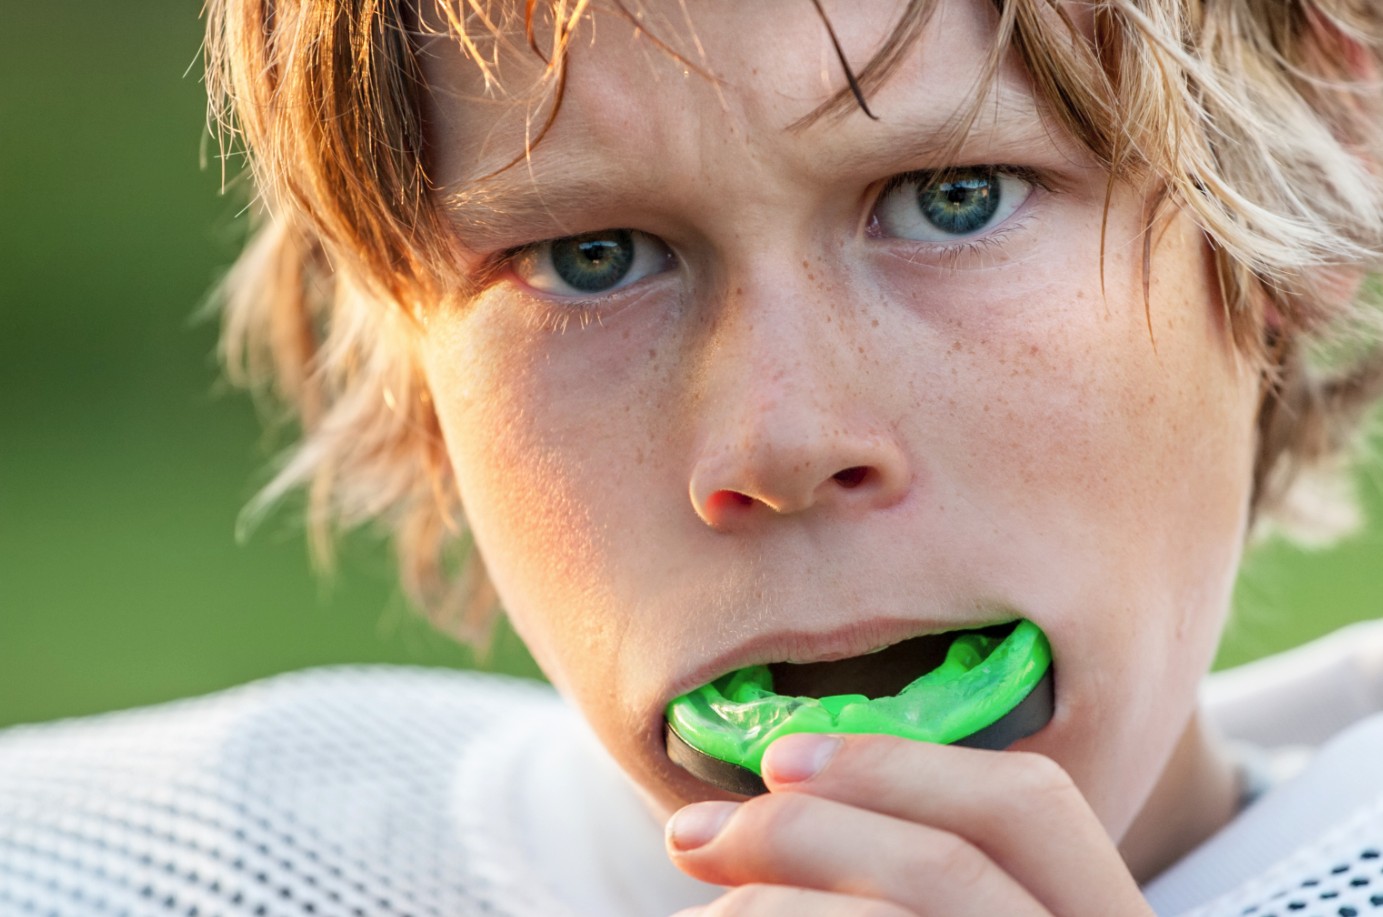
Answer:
1, 1, 1380, 730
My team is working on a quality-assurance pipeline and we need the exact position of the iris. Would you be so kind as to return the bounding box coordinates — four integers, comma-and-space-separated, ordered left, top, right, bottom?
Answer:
549, 230, 635, 293
919, 168, 1001, 236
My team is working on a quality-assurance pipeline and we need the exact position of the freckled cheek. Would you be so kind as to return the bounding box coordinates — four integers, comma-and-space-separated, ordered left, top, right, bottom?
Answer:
937, 293, 1255, 693
422, 346, 578, 634
957, 278, 1245, 518
931, 327, 1122, 494
421, 318, 688, 677
959, 326, 1247, 806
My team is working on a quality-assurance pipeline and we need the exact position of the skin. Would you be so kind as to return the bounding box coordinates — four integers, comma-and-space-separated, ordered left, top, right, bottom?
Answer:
415, 1, 1262, 912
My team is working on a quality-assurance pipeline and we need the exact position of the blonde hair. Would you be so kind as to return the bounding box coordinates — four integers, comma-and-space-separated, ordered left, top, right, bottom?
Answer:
205, 0, 1383, 644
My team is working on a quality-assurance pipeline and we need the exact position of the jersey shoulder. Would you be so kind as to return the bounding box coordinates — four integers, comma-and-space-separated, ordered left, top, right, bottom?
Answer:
1148, 711, 1383, 916
0, 666, 567, 917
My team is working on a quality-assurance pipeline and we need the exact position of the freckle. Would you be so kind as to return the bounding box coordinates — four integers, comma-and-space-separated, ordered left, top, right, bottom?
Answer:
802, 259, 810, 269
872, 319, 879, 328
649, 348, 657, 359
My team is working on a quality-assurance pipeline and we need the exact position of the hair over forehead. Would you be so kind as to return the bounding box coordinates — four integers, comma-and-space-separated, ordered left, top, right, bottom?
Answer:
205, 0, 1383, 641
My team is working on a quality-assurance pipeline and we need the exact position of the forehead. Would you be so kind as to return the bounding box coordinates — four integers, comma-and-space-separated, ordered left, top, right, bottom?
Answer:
417, 1, 1050, 193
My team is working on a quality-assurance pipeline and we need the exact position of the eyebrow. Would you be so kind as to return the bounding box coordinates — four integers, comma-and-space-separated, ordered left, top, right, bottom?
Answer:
438, 149, 626, 252
810, 87, 1054, 179
438, 86, 1056, 253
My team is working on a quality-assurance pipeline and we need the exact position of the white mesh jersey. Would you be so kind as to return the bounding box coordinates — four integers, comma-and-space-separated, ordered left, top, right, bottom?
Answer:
1145, 621, 1383, 917
0, 667, 715, 917
1145, 713, 1383, 917
5, 624, 1383, 917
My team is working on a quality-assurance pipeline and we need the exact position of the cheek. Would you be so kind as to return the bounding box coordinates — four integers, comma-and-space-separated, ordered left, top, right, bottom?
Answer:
420, 316, 590, 685
976, 220, 1251, 547
417, 304, 687, 699
959, 233, 1258, 832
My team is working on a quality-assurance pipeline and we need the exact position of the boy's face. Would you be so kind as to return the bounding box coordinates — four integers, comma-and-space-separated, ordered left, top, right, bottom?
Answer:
417, 0, 1260, 838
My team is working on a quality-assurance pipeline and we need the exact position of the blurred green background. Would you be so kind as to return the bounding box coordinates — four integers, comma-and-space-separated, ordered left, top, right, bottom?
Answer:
1, 2, 1380, 730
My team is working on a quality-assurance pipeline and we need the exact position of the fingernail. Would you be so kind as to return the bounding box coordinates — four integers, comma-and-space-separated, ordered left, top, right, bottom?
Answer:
763, 733, 841, 783
666, 801, 738, 851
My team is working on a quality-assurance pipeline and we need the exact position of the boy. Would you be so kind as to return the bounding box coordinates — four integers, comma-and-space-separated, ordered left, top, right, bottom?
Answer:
5, 1, 1383, 914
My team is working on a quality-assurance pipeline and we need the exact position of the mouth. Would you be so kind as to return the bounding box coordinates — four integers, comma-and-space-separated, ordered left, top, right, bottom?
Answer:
664, 619, 1054, 796
766, 621, 1016, 699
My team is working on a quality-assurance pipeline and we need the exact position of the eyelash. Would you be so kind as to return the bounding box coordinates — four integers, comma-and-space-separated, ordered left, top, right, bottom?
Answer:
875, 164, 1049, 201
483, 248, 653, 333
890, 214, 1034, 272
478, 163, 1053, 328
530, 294, 618, 334
869, 164, 1051, 265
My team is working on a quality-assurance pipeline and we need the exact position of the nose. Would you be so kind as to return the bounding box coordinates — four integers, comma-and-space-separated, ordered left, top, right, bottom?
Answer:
687, 277, 912, 531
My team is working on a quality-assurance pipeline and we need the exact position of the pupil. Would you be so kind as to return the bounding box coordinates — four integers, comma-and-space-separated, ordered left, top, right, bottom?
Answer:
552, 230, 635, 293
919, 169, 1000, 236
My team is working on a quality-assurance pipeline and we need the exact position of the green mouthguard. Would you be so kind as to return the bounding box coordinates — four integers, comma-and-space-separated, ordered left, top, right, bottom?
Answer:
665, 619, 1052, 794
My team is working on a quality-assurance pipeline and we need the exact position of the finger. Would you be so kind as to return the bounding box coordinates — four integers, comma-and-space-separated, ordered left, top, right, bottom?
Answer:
666, 794, 1050, 916
674, 884, 919, 916
759, 734, 1150, 917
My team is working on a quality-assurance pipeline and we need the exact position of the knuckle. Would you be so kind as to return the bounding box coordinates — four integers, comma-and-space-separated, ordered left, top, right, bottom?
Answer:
1007, 750, 1079, 801
848, 900, 914, 917
710, 884, 789, 915
742, 790, 817, 838
863, 731, 925, 771
849, 731, 900, 757
712, 885, 910, 917
844, 732, 931, 783
926, 831, 989, 889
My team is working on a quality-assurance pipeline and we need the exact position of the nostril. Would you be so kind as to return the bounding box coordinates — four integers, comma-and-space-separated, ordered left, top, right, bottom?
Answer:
832, 466, 870, 489
706, 489, 756, 515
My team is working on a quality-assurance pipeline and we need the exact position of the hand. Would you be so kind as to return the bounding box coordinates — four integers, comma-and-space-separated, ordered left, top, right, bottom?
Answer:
664, 733, 1153, 916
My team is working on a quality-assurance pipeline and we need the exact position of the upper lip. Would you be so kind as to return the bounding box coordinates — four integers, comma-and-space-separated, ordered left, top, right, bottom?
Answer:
663, 612, 1021, 707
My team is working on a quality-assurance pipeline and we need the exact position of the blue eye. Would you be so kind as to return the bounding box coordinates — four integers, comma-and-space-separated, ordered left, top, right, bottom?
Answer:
512, 229, 674, 296
874, 167, 1032, 242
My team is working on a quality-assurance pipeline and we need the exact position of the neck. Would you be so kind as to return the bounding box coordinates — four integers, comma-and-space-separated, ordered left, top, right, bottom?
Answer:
1119, 709, 1241, 884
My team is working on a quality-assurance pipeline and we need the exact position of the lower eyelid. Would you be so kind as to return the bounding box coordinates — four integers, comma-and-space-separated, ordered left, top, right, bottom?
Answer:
879, 211, 1042, 270
504, 252, 678, 310
505, 230, 676, 298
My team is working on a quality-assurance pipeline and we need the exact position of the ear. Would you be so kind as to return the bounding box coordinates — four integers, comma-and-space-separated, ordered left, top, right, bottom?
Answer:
1303, 3, 1376, 83
1295, 3, 1379, 319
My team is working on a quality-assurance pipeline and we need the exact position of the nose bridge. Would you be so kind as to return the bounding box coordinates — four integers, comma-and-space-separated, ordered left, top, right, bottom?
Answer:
721, 270, 844, 430
687, 258, 911, 527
